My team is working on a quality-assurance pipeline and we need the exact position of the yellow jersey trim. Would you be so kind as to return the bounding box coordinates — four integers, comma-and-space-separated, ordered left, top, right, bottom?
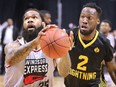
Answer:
78, 30, 99, 48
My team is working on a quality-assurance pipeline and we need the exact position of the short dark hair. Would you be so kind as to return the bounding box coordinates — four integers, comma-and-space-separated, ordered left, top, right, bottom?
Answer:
101, 19, 112, 28
40, 10, 51, 22
83, 3, 102, 18
40, 10, 51, 16
23, 8, 40, 18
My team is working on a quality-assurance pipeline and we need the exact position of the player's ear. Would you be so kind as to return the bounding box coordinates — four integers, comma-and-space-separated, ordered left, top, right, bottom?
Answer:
97, 19, 100, 25
42, 22, 46, 28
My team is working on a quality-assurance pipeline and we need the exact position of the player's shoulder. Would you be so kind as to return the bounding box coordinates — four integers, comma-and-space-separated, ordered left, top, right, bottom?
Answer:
98, 33, 110, 44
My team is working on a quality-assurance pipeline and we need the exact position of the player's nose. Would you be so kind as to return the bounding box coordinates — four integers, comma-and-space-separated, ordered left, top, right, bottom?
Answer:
28, 19, 33, 23
82, 18, 88, 24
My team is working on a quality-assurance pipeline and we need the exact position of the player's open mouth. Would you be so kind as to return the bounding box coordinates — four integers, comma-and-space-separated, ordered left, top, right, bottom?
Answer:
81, 25, 88, 30
27, 25, 35, 31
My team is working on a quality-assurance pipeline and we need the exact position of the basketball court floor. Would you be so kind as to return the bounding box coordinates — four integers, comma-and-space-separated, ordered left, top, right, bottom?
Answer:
0, 75, 65, 87
0, 74, 115, 87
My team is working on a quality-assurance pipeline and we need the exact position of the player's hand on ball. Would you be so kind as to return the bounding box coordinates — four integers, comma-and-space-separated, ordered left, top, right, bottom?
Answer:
38, 24, 58, 41
44, 24, 58, 29
38, 24, 58, 39
38, 28, 46, 40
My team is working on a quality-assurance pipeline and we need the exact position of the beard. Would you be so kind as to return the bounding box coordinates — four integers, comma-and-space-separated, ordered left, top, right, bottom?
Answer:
22, 26, 43, 42
79, 25, 95, 36
80, 29, 93, 36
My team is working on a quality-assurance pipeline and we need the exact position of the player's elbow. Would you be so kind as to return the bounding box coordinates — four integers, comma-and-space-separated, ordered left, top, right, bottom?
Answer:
56, 54, 71, 77
57, 64, 71, 77
5, 56, 13, 66
5, 53, 16, 66
5, 58, 11, 66
58, 68, 70, 77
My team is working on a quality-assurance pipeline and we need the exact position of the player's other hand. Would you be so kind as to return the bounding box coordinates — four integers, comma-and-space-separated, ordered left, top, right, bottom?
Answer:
62, 29, 74, 50
69, 31, 74, 50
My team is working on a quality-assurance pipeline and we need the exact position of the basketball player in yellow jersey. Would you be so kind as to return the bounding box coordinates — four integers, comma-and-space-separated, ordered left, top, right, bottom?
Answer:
64, 3, 116, 87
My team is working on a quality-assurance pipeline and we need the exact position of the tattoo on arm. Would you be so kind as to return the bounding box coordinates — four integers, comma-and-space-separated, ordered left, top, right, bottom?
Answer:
10, 46, 33, 64
6, 40, 37, 65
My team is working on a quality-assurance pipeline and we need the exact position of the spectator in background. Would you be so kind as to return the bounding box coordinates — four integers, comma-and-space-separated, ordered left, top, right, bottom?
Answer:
68, 23, 78, 30
99, 20, 115, 48
112, 30, 116, 51
0, 21, 8, 42
40, 10, 51, 25
112, 30, 116, 63
0, 20, 8, 74
0, 18, 19, 74
99, 19, 116, 87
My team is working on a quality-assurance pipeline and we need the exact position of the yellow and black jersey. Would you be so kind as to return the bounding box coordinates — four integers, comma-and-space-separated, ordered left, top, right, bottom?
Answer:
65, 29, 114, 87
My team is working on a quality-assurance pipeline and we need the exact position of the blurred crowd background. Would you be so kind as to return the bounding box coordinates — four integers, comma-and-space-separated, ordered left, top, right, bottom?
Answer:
0, 0, 116, 30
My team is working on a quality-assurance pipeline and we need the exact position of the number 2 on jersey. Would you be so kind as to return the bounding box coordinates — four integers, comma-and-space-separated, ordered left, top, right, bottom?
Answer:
77, 55, 88, 71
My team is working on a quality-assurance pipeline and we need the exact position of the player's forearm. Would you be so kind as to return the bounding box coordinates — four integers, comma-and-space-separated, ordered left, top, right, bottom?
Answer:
109, 70, 116, 85
6, 38, 38, 65
56, 53, 71, 77
105, 58, 116, 85
108, 60, 116, 85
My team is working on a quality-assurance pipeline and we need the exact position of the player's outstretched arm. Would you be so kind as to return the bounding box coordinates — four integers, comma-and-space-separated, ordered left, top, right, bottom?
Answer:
5, 27, 48, 66
56, 30, 73, 77
56, 53, 71, 77
105, 58, 116, 85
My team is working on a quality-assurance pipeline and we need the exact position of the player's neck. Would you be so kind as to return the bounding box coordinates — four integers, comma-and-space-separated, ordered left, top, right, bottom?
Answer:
80, 30, 96, 40
34, 45, 40, 50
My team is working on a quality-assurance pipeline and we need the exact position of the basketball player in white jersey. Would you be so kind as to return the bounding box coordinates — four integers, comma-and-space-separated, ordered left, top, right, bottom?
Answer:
4, 8, 71, 87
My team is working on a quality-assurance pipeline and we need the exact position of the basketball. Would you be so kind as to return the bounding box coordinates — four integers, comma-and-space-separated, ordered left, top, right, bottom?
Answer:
40, 27, 71, 58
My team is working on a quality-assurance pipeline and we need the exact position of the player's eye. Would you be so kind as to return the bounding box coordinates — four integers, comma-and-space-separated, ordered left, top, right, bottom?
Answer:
88, 16, 93, 20
24, 17, 28, 20
33, 16, 38, 19
80, 15, 85, 18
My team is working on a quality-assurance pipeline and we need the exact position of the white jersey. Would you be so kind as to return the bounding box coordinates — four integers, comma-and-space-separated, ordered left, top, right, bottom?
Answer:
4, 38, 55, 87
107, 33, 115, 48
